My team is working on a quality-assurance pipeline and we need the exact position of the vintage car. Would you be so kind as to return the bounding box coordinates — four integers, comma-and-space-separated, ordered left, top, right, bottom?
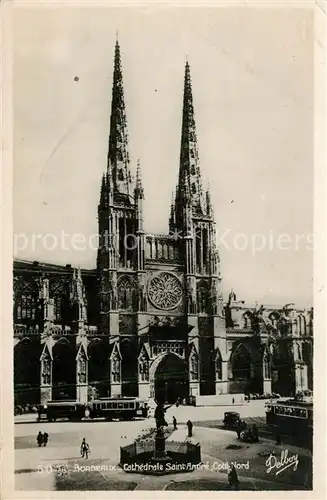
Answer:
223, 411, 241, 429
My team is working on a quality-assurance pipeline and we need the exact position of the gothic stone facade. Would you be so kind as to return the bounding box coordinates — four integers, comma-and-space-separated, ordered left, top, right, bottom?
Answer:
13, 41, 313, 406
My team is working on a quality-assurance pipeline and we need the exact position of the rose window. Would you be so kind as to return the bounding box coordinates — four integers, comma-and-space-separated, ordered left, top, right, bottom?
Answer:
148, 272, 182, 310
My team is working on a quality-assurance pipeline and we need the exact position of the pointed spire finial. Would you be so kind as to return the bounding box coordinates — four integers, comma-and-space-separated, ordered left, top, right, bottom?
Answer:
116, 29, 119, 42
107, 38, 132, 198
176, 59, 205, 220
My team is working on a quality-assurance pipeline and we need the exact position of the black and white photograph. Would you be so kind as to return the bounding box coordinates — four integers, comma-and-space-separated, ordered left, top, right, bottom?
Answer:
2, 0, 325, 495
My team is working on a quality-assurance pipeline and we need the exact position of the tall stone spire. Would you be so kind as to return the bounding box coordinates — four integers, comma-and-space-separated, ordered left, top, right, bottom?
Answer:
177, 61, 205, 214
107, 38, 132, 198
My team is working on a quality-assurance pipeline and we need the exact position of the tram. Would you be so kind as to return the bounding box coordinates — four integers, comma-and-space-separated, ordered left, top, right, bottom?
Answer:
265, 398, 313, 447
89, 397, 149, 421
37, 401, 87, 422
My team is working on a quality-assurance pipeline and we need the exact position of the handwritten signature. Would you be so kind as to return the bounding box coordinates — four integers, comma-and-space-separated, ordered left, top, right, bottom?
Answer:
266, 449, 299, 476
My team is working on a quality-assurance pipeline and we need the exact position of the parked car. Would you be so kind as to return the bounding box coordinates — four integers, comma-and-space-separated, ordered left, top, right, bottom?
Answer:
223, 412, 241, 429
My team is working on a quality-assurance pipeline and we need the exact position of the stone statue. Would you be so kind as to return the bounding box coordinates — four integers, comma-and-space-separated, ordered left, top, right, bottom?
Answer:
154, 402, 168, 431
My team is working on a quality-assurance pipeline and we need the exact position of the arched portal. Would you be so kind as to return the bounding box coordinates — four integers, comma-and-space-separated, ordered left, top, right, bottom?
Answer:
153, 353, 188, 404
230, 344, 252, 381
14, 339, 40, 405
88, 340, 109, 398
52, 340, 76, 400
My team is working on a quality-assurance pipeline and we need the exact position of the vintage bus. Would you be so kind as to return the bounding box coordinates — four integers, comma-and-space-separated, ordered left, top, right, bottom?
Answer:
38, 401, 87, 422
265, 398, 313, 447
89, 397, 149, 421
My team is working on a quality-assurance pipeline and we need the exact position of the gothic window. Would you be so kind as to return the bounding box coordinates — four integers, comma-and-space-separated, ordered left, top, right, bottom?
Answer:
14, 281, 39, 321
197, 281, 210, 314
49, 279, 70, 323
117, 276, 137, 311
303, 341, 312, 364
191, 165, 196, 175
189, 351, 199, 381
111, 355, 121, 383
168, 245, 174, 260
146, 240, 152, 259
231, 344, 252, 381
191, 183, 197, 194
243, 312, 252, 329
118, 168, 124, 181
299, 316, 306, 336
215, 350, 222, 380
297, 343, 302, 361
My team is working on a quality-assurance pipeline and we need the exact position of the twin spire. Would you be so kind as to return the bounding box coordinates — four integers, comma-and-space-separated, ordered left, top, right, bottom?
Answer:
107, 39, 132, 199
102, 37, 211, 220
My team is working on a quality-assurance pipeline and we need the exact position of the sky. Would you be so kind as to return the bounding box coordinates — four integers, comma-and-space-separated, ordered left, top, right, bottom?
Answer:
13, 6, 313, 307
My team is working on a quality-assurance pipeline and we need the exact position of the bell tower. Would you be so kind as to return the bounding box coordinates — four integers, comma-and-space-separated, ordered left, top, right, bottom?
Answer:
97, 39, 140, 337
172, 61, 227, 396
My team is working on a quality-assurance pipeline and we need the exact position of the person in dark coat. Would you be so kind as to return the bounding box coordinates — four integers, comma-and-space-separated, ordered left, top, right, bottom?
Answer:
43, 432, 49, 446
37, 431, 43, 447
228, 465, 239, 490
173, 416, 177, 431
235, 420, 241, 439
187, 420, 193, 437
80, 438, 90, 459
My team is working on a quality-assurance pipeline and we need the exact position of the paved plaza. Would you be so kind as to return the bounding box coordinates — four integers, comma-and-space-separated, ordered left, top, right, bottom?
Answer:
15, 402, 312, 491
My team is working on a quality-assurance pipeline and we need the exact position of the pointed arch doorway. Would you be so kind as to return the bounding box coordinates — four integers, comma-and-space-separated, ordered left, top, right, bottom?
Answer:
153, 353, 189, 404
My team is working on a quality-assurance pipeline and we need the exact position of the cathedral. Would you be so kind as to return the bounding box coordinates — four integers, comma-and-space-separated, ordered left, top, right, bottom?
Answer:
13, 40, 313, 407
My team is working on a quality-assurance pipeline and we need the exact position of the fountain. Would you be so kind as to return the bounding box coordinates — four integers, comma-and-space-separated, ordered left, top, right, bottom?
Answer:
119, 402, 201, 475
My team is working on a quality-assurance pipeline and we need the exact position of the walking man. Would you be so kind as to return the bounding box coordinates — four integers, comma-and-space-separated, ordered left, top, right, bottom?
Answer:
37, 431, 43, 447
186, 420, 193, 437
80, 438, 90, 459
235, 420, 241, 440
43, 432, 49, 447
228, 465, 239, 490
173, 416, 177, 431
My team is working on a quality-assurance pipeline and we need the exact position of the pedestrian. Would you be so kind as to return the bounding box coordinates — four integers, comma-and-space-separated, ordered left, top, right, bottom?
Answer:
186, 419, 193, 437
228, 464, 239, 490
37, 431, 43, 447
235, 420, 241, 439
232, 397, 235, 405
80, 438, 90, 459
252, 424, 259, 443
173, 416, 178, 431
43, 432, 49, 447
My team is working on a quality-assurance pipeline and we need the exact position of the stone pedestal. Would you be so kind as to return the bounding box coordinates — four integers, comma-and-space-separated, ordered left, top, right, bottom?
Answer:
263, 379, 272, 394
215, 380, 228, 395
151, 430, 171, 463
189, 381, 199, 397
111, 383, 122, 397
76, 384, 88, 404
40, 385, 52, 405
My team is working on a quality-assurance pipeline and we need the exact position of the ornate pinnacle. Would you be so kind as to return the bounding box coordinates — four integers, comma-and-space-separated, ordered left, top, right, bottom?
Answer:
134, 158, 144, 198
